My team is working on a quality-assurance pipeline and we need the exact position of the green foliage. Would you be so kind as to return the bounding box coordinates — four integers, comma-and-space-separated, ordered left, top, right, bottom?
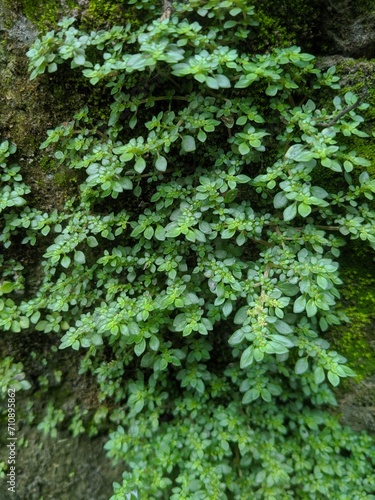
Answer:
0, 357, 31, 398
36, 401, 65, 438
1, 1, 375, 497
0, 141, 30, 217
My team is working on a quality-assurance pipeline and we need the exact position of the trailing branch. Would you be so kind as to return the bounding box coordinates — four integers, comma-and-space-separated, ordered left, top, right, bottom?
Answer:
160, 0, 173, 21
315, 102, 361, 128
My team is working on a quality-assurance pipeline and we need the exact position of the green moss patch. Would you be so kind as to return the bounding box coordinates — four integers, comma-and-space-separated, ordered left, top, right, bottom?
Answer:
330, 243, 375, 379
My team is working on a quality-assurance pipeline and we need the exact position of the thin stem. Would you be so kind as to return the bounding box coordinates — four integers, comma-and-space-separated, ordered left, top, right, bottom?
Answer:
315, 102, 361, 128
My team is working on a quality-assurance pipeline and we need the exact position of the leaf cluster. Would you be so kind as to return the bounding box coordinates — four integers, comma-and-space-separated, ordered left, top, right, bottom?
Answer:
1, 1, 374, 497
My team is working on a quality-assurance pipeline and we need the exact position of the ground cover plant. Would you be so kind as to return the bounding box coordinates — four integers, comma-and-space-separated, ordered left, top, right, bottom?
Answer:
1, 0, 375, 498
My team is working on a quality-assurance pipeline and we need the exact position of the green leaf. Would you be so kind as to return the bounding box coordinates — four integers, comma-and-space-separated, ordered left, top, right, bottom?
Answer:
0, 282, 14, 294
134, 156, 146, 174
236, 116, 247, 126
48, 62, 58, 73
295, 357, 309, 374
222, 228, 235, 239
197, 129, 207, 142
224, 189, 238, 203
306, 299, 317, 317
61, 255, 71, 268
216, 74, 231, 88
274, 192, 288, 209
266, 85, 279, 96
234, 306, 248, 324
274, 320, 293, 334
134, 339, 146, 356
236, 232, 246, 246
283, 203, 297, 221
298, 203, 312, 217
222, 301, 233, 317
72, 340, 80, 350
181, 135, 196, 152
129, 114, 137, 129
155, 155, 167, 172
314, 366, 325, 384
285, 144, 314, 162
238, 142, 250, 155
74, 53, 86, 66
240, 346, 254, 368
166, 225, 181, 238
149, 335, 160, 351
87, 236, 99, 247
228, 328, 245, 345
327, 370, 340, 386
74, 250, 86, 264
155, 225, 166, 241
293, 295, 306, 313
260, 387, 272, 402
242, 388, 259, 404
277, 283, 299, 296
144, 226, 154, 240
229, 7, 242, 16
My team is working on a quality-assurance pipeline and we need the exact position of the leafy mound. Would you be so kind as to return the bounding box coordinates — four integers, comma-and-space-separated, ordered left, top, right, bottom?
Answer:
1, 1, 374, 498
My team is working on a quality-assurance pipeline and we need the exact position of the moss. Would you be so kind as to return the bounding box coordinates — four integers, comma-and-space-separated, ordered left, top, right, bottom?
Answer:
329, 242, 375, 379
7, 0, 78, 33
79, 0, 155, 31
80, 0, 126, 29
252, 0, 324, 52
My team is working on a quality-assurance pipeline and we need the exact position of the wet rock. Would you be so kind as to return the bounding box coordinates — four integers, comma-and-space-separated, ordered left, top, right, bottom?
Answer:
339, 376, 375, 432
320, 0, 375, 57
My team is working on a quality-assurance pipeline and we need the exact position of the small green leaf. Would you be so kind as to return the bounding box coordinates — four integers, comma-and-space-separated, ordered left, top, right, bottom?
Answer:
306, 299, 317, 317
228, 328, 245, 345
294, 295, 306, 313
134, 339, 146, 356
234, 306, 248, 324
327, 370, 340, 386
295, 357, 309, 374
274, 192, 288, 209
298, 203, 312, 217
283, 203, 297, 221
149, 335, 160, 351
285, 144, 314, 162
242, 388, 259, 404
87, 236, 99, 247
240, 346, 254, 368
277, 283, 299, 296
197, 129, 207, 142
134, 156, 146, 174
74, 250, 86, 264
222, 301, 233, 317
266, 85, 279, 96
274, 320, 293, 334
0, 282, 14, 294
155, 155, 167, 172
144, 226, 154, 240
181, 135, 196, 152
155, 225, 165, 241
238, 142, 250, 155
61, 255, 71, 268
314, 366, 325, 384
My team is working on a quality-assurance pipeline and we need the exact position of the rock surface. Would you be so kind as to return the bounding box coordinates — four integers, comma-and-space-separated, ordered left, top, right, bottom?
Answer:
319, 0, 375, 57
